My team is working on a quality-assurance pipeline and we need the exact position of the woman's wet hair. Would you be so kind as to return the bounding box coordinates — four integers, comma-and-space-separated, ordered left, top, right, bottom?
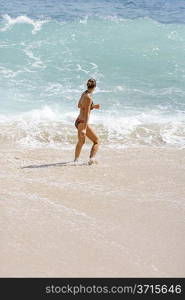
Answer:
87, 78, 96, 89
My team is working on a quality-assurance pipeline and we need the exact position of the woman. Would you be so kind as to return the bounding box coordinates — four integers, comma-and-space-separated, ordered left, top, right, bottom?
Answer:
74, 78, 100, 165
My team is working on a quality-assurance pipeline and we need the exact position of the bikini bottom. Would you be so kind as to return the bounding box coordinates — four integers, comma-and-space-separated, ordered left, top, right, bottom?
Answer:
75, 117, 84, 129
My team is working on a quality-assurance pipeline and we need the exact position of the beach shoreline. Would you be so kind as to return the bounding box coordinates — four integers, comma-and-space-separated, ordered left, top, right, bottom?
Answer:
0, 145, 185, 277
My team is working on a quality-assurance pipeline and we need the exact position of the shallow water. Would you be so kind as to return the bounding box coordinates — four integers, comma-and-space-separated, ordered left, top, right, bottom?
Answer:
0, 1, 185, 148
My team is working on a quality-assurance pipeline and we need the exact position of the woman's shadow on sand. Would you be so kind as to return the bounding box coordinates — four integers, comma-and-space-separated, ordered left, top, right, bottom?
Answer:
21, 160, 88, 169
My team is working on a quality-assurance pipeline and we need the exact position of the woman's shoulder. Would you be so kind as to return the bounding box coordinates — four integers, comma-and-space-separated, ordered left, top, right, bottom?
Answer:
82, 91, 92, 100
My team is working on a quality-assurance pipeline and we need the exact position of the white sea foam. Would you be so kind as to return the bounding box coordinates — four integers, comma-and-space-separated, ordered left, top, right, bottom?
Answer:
23, 47, 46, 69
168, 31, 184, 41
0, 106, 185, 147
79, 16, 89, 24
90, 62, 98, 70
76, 64, 89, 74
1, 105, 184, 148
0, 66, 23, 78
160, 122, 185, 147
1, 14, 48, 34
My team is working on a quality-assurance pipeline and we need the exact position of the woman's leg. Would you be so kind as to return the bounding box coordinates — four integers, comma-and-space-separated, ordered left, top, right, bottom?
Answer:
86, 125, 100, 159
74, 123, 86, 161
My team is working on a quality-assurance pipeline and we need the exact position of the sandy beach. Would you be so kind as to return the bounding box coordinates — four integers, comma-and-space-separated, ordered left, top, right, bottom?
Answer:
0, 145, 185, 277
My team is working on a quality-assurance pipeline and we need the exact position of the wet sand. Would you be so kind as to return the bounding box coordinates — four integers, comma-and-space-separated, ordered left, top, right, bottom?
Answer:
0, 146, 185, 277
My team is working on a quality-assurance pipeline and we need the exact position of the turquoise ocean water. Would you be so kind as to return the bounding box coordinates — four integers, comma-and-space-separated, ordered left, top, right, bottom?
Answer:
0, 0, 185, 148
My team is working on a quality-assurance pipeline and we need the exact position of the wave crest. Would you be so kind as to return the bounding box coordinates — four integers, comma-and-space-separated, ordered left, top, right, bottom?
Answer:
0, 14, 48, 34
0, 106, 184, 149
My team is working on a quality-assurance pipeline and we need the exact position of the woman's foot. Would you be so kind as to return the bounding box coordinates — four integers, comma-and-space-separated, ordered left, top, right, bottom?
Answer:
74, 158, 80, 165
88, 157, 98, 165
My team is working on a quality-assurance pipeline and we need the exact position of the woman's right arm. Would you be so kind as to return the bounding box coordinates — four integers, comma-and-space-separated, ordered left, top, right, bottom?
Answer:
92, 104, 100, 109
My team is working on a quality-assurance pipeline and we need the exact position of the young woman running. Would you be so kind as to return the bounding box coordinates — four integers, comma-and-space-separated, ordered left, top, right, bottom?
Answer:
74, 78, 100, 165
